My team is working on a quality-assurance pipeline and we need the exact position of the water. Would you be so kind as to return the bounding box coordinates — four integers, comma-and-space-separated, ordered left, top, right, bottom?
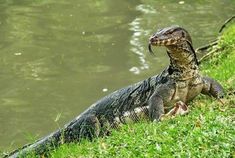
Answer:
0, 0, 234, 151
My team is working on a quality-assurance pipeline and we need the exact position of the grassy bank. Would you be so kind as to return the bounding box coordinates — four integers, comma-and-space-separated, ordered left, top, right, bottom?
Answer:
48, 25, 235, 157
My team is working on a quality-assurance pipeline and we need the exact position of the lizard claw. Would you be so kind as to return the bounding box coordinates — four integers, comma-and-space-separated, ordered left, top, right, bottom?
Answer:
160, 101, 189, 121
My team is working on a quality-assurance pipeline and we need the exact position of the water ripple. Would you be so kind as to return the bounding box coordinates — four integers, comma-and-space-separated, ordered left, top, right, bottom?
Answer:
129, 17, 150, 75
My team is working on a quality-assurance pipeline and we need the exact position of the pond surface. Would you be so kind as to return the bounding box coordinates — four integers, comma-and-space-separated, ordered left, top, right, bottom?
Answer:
0, 0, 234, 151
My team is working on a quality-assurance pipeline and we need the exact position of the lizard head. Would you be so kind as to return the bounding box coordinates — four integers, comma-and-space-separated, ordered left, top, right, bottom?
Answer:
149, 25, 192, 50
148, 25, 198, 65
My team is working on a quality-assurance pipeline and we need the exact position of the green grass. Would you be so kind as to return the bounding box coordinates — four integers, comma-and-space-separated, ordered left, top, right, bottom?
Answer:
201, 24, 235, 89
48, 25, 235, 157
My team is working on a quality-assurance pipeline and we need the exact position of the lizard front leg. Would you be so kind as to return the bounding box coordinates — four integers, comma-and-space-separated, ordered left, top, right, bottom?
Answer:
148, 84, 176, 121
148, 93, 164, 122
201, 76, 224, 100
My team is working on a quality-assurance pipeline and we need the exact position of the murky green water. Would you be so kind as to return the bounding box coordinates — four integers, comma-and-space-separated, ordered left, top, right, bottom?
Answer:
0, 0, 234, 151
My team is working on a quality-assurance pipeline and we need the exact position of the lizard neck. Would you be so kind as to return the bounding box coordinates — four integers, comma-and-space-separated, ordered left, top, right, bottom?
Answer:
166, 43, 199, 80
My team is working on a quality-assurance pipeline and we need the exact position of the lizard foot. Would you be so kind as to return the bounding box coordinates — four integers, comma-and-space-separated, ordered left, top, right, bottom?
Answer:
160, 101, 189, 121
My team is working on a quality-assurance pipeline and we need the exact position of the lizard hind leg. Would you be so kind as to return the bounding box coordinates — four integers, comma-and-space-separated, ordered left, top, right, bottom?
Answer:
160, 101, 189, 121
78, 114, 101, 141
201, 77, 225, 105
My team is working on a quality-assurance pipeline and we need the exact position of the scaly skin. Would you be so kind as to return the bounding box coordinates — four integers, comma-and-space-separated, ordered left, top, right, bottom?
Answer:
5, 26, 224, 158
148, 25, 224, 121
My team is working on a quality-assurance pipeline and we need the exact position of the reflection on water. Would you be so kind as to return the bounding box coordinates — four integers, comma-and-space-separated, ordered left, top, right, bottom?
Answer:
128, 4, 159, 74
129, 5, 158, 75
0, 0, 234, 152
129, 17, 149, 74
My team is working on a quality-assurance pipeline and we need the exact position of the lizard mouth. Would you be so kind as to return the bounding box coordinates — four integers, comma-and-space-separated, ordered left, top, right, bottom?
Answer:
148, 37, 178, 55
148, 37, 199, 65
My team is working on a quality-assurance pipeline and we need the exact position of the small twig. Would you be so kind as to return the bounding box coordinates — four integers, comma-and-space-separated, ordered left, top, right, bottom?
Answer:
218, 99, 225, 106
219, 15, 235, 33
196, 40, 218, 53
198, 48, 219, 63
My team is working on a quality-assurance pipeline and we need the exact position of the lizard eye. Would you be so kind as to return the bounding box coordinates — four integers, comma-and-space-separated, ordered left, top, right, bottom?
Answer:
181, 31, 185, 38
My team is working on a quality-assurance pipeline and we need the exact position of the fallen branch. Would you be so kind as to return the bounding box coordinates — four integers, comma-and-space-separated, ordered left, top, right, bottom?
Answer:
198, 48, 220, 63
195, 40, 218, 54
198, 15, 234, 62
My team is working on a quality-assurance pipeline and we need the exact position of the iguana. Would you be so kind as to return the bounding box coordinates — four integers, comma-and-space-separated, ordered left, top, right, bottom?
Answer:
5, 26, 224, 158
